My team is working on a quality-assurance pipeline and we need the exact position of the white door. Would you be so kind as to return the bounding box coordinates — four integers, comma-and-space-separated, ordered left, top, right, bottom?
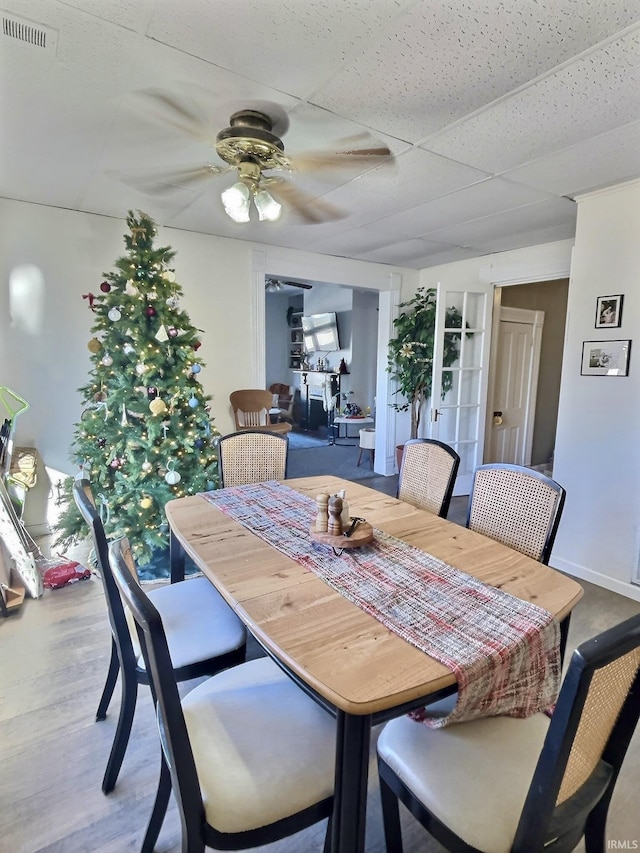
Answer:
429, 282, 493, 495
485, 306, 544, 465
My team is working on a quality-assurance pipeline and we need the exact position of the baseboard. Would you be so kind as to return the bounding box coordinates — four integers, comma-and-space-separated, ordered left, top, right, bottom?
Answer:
550, 556, 640, 603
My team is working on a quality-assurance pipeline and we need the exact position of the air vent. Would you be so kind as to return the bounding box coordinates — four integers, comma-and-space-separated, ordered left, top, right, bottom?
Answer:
2, 12, 58, 52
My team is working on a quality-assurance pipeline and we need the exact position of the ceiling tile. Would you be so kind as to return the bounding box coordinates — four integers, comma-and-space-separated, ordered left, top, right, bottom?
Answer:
312, 0, 640, 142
426, 197, 576, 245
500, 120, 640, 196
424, 30, 640, 172
145, 0, 416, 100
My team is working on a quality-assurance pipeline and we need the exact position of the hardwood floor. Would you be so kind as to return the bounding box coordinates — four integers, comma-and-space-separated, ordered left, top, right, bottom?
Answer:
1, 503, 639, 852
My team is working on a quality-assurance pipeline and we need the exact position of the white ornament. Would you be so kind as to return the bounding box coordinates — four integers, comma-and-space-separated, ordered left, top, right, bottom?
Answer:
166, 295, 179, 309
141, 458, 153, 473
102, 354, 113, 366
123, 343, 135, 355
165, 468, 181, 485
108, 306, 121, 321
135, 362, 147, 375
163, 270, 176, 282
125, 280, 138, 296
155, 324, 169, 342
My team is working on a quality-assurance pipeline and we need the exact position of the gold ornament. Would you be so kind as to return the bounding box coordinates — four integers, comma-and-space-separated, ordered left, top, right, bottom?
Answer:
140, 496, 153, 509
149, 398, 168, 415
87, 337, 101, 353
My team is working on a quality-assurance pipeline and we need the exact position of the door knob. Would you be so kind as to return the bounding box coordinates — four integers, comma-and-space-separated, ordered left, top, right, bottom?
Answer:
493, 411, 503, 426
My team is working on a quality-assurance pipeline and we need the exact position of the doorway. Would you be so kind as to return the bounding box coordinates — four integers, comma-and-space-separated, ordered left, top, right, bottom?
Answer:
484, 279, 569, 473
265, 280, 381, 453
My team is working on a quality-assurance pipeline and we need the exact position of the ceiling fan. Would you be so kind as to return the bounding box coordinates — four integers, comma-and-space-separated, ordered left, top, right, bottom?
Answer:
133, 91, 394, 224
265, 278, 312, 293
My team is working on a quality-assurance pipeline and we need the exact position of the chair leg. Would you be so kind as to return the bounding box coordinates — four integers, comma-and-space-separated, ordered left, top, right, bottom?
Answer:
357, 448, 364, 466
379, 772, 405, 853
583, 791, 613, 852
141, 751, 172, 853
102, 669, 138, 794
322, 817, 333, 853
96, 638, 120, 721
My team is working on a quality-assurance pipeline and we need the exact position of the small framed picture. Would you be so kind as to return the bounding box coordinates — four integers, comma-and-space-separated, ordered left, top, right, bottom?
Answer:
581, 340, 631, 376
595, 294, 623, 328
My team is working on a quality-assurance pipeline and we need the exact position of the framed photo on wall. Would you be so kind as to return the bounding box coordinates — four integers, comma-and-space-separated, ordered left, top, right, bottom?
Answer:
581, 340, 631, 376
595, 294, 623, 328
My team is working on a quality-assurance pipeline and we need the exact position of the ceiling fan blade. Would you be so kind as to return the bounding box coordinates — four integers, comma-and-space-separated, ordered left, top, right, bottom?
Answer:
112, 163, 231, 195
135, 89, 218, 146
264, 177, 346, 224
287, 138, 394, 173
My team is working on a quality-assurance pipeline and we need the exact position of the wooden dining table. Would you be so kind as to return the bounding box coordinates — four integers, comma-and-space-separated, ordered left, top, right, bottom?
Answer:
165, 475, 584, 853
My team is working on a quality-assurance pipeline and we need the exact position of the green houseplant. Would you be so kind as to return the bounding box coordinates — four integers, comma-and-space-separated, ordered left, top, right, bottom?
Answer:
387, 287, 462, 440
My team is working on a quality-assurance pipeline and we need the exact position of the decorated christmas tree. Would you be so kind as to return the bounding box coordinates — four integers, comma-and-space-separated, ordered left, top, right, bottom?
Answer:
55, 210, 219, 565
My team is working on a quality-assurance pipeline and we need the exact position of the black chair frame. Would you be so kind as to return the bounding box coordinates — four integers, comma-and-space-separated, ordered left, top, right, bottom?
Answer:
378, 613, 640, 853
108, 538, 333, 853
74, 479, 246, 794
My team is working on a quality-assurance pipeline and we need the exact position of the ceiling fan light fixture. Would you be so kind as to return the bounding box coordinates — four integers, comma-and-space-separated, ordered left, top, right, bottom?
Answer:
265, 279, 284, 293
254, 188, 282, 222
221, 181, 250, 222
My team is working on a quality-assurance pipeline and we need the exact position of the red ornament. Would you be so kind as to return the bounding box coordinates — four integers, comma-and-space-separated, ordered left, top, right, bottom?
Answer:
193, 340, 202, 351
109, 457, 123, 469
146, 305, 157, 317
82, 292, 97, 311
100, 281, 111, 293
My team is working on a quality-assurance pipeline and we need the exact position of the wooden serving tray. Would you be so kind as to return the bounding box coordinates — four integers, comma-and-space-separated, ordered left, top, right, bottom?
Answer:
309, 521, 373, 549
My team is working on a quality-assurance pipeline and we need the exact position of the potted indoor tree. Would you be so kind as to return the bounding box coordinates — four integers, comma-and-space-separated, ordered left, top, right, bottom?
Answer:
387, 287, 461, 465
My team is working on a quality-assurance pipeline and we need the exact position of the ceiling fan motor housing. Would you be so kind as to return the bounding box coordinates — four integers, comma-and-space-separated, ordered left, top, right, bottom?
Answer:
216, 110, 287, 171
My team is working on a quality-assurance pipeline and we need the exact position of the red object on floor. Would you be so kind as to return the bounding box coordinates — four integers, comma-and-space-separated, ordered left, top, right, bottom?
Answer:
42, 561, 91, 589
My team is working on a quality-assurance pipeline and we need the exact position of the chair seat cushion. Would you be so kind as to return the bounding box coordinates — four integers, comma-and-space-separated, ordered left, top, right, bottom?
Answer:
378, 708, 550, 853
182, 657, 335, 834
131, 577, 246, 669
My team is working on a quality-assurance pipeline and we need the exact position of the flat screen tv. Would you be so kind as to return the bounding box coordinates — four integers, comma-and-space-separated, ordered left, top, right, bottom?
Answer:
301, 312, 341, 352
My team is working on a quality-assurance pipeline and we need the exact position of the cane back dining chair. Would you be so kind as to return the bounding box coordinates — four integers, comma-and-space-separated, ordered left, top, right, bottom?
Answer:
218, 429, 289, 488
466, 463, 566, 565
377, 612, 640, 853
229, 389, 292, 435
108, 536, 336, 853
73, 479, 247, 794
397, 439, 461, 518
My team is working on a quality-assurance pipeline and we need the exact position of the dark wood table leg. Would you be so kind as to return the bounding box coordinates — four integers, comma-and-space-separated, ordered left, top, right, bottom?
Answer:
169, 528, 185, 584
330, 711, 372, 853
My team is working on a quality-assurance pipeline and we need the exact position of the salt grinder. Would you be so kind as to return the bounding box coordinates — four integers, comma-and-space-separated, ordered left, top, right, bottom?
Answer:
315, 493, 329, 532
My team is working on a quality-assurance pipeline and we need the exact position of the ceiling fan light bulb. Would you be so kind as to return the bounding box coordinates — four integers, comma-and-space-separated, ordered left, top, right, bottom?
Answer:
221, 182, 251, 222
254, 189, 282, 222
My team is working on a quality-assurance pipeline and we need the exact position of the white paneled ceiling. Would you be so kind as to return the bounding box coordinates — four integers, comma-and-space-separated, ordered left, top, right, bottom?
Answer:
1, 0, 639, 269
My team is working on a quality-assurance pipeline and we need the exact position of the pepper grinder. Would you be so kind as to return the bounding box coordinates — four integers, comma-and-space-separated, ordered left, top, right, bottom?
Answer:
315, 493, 329, 532
327, 495, 343, 536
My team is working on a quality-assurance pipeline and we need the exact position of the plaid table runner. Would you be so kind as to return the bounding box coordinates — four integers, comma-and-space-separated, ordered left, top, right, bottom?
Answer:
200, 481, 560, 727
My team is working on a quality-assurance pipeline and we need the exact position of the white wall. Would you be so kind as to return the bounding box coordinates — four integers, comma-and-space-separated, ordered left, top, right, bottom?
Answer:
265, 292, 292, 388
0, 199, 412, 477
411, 189, 640, 601
552, 179, 640, 600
